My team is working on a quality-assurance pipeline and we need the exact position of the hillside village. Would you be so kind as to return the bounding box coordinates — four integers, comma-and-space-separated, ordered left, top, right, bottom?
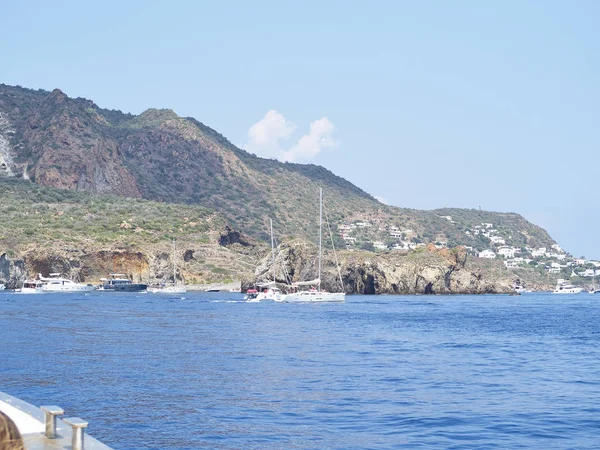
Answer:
337, 216, 600, 282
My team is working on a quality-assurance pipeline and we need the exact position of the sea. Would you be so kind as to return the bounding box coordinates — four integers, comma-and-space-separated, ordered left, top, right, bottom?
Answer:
1, 291, 599, 450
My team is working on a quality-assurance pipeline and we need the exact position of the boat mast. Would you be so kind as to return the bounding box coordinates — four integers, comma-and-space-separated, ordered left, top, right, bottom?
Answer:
270, 218, 276, 283
318, 187, 323, 291
172, 239, 176, 285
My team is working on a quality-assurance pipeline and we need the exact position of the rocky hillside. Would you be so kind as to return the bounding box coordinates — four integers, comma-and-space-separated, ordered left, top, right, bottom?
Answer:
0, 178, 259, 288
0, 84, 559, 254
244, 241, 516, 295
0, 84, 375, 242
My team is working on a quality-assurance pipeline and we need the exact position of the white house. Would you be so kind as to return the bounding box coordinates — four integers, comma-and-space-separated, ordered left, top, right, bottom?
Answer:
575, 258, 587, 265
548, 267, 561, 274
578, 269, 596, 277
504, 259, 519, 269
479, 249, 496, 259
389, 232, 403, 239
498, 246, 516, 258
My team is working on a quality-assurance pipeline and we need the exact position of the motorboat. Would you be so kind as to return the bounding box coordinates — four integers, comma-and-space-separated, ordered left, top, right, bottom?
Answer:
100, 274, 147, 292
19, 280, 45, 294
245, 282, 285, 302
0, 282, 5, 290
553, 282, 582, 294
39, 273, 95, 292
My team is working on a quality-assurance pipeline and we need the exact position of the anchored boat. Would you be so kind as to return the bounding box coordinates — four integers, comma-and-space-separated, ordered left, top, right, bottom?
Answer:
99, 274, 147, 292
39, 273, 96, 292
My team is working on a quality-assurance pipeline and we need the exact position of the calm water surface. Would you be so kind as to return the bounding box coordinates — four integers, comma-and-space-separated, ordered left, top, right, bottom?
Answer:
1, 291, 599, 449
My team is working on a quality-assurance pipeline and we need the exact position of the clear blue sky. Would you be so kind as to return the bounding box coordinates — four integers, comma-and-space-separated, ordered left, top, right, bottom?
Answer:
2, 0, 599, 257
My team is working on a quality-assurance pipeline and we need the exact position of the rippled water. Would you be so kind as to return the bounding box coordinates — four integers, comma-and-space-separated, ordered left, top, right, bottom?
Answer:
1, 291, 599, 449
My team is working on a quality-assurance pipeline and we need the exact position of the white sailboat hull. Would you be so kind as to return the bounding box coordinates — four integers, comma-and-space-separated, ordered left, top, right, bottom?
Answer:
149, 285, 187, 294
284, 291, 345, 303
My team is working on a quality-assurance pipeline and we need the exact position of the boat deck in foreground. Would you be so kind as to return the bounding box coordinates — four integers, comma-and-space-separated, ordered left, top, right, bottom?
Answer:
0, 391, 113, 449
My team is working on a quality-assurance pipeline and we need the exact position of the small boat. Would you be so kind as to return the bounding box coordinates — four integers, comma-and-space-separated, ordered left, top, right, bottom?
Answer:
245, 219, 285, 302
39, 273, 95, 292
19, 280, 45, 294
0, 282, 5, 290
149, 240, 187, 294
553, 281, 583, 294
513, 285, 529, 294
245, 282, 285, 302
204, 288, 220, 292
100, 274, 147, 292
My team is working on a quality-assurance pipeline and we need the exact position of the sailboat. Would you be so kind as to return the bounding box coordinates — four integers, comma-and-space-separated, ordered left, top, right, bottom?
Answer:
589, 272, 600, 294
245, 218, 285, 302
150, 240, 187, 294
284, 188, 345, 303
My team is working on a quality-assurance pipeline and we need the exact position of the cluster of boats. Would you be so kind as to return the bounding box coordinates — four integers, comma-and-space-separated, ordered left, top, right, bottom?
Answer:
8, 272, 186, 294
244, 189, 346, 304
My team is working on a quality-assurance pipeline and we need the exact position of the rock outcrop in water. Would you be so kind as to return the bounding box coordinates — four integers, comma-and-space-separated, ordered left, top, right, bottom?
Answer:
244, 242, 514, 295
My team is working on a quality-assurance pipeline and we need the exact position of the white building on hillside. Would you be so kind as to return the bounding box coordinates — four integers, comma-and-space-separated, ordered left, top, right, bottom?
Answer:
479, 249, 496, 259
498, 246, 516, 258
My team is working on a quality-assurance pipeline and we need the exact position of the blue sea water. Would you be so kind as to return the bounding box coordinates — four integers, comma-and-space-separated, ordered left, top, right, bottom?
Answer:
1, 291, 600, 449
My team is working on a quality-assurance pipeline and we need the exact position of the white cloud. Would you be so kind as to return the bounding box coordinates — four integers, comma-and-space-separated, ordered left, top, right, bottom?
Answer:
245, 110, 296, 159
245, 111, 338, 162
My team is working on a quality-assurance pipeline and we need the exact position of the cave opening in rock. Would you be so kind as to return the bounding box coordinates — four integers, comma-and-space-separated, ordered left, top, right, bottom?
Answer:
364, 274, 375, 295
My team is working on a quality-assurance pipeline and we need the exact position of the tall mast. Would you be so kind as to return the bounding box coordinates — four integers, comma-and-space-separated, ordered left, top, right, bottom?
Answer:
172, 239, 176, 284
318, 187, 323, 291
270, 218, 276, 283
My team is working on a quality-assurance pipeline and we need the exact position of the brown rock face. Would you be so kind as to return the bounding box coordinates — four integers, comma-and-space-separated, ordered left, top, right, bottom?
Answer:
23, 91, 141, 196
245, 241, 514, 295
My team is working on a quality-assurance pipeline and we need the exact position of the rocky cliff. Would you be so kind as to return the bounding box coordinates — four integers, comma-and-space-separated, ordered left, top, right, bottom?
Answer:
245, 242, 514, 295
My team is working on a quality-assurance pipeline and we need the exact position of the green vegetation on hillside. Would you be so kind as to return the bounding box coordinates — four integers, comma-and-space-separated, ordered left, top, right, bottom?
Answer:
0, 178, 223, 251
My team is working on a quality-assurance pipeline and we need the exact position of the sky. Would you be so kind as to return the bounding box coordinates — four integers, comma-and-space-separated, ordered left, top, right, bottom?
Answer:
1, 0, 599, 258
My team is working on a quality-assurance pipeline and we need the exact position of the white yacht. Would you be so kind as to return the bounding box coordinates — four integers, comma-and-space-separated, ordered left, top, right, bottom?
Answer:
0, 282, 5, 290
39, 273, 95, 292
284, 188, 345, 303
19, 279, 45, 294
553, 281, 582, 294
245, 281, 285, 302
